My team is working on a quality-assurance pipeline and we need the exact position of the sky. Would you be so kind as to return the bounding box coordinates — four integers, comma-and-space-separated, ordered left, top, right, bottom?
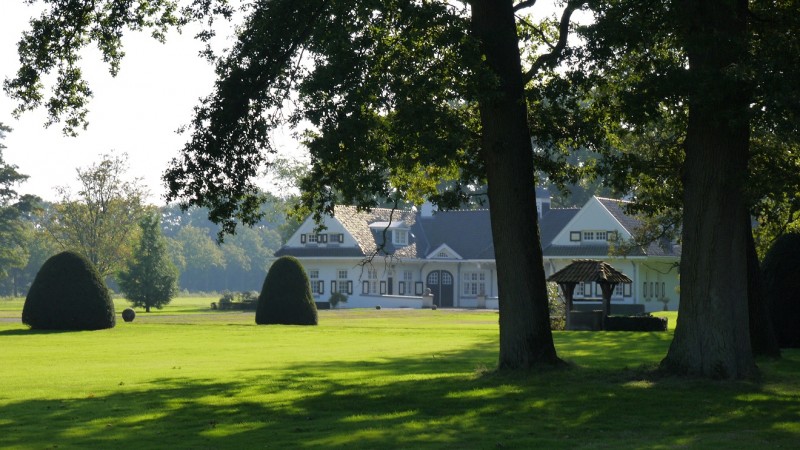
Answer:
1, 2, 576, 204
0, 2, 300, 204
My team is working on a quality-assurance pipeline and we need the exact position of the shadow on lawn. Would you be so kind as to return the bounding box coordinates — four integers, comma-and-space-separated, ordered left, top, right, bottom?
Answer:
1, 342, 798, 449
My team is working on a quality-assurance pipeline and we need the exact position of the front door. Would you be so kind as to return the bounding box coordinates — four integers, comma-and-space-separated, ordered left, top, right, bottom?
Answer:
426, 270, 454, 307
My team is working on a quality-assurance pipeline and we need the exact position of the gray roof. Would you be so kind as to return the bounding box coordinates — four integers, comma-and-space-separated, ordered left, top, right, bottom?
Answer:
274, 247, 365, 258
415, 209, 494, 259
276, 195, 680, 261
595, 197, 681, 258
334, 206, 418, 258
542, 244, 645, 258
596, 197, 640, 234
539, 208, 579, 245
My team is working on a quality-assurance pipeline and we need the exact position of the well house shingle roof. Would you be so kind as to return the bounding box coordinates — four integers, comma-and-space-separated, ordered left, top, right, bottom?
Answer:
547, 259, 633, 284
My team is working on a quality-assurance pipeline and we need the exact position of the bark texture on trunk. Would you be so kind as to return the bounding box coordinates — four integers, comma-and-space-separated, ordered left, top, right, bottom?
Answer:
662, 0, 756, 379
471, 0, 560, 369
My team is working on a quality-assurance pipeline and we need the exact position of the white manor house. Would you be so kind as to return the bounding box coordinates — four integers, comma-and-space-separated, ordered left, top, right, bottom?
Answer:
274, 191, 681, 313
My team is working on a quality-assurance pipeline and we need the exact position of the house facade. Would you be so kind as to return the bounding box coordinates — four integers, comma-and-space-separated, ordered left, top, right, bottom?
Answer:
274, 193, 681, 312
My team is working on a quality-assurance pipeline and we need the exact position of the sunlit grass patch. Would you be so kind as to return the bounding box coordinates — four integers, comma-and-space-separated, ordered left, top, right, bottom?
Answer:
1, 306, 799, 449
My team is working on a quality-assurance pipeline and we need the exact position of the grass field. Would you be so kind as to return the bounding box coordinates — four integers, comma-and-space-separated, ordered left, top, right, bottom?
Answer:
0, 297, 797, 449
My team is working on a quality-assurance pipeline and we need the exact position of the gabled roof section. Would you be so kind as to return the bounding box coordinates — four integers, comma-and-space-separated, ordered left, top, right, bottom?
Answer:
416, 209, 494, 260
539, 208, 579, 246
595, 197, 681, 258
334, 205, 418, 258
595, 197, 640, 235
426, 243, 463, 260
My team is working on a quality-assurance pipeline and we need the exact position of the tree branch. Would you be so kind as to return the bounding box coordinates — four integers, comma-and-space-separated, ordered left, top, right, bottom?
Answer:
514, 0, 538, 12
522, 1, 584, 85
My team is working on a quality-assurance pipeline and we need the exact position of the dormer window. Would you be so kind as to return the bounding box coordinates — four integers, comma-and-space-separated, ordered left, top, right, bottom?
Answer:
369, 220, 410, 247
393, 229, 408, 246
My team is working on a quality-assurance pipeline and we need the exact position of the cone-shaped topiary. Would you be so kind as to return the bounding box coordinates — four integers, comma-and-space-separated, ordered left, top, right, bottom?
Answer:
22, 251, 116, 330
256, 256, 317, 325
761, 232, 800, 348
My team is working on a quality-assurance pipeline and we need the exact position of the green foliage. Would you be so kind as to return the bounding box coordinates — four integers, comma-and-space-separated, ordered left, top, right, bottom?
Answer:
761, 233, 800, 348
43, 153, 146, 278
256, 256, 317, 325
0, 124, 40, 284
117, 213, 179, 313
22, 251, 115, 330
547, 282, 566, 331
216, 291, 258, 310
328, 292, 348, 309
122, 308, 136, 322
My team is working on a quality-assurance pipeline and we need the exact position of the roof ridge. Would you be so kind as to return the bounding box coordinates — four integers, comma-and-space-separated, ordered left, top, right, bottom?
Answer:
595, 196, 631, 204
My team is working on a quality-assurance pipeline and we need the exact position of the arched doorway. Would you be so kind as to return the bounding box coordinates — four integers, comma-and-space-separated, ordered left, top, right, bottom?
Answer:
426, 270, 454, 307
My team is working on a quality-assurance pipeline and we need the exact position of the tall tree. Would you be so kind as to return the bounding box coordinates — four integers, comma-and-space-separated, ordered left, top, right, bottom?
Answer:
118, 213, 179, 312
564, 0, 799, 376
0, 123, 40, 287
43, 153, 146, 278
6, 0, 587, 369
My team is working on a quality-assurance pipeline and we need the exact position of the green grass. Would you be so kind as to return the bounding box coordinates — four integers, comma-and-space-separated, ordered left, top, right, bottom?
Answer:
0, 299, 798, 449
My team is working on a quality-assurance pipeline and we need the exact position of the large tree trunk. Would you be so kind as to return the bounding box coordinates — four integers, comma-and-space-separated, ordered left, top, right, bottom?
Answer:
747, 223, 780, 358
662, 0, 756, 379
471, 0, 561, 369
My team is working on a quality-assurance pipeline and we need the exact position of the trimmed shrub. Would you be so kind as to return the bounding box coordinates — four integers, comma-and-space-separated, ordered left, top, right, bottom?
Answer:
329, 292, 347, 309
122, 308, 136, 322
255, 256, 318, 325
604, 315, 667, 332
762, 233, 800, 348
22, 251, 115, 330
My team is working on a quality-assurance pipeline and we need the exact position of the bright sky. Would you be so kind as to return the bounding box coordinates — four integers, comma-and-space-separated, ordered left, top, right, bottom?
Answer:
1, 2, 578, 204
0, 2, 301, 204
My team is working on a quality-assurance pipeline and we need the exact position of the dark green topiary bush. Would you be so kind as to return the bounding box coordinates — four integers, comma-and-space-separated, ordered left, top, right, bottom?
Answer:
22, 251, 115, 330
604, 315, 667, 332
762, 233, 800, 348
256, 256, 318, 325
122, 308, 136, 322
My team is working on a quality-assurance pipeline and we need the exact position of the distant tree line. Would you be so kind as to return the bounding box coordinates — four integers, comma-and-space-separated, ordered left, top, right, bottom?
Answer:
0, 200, 292, 297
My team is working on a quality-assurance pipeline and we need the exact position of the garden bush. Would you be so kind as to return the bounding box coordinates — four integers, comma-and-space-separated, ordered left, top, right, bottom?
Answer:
604, 315, 667, 332
329, 292, 347, 309
255, 256, 318, 325
122, 308, 136, 322
22, 251, 115, 330
762, 233, 800, 348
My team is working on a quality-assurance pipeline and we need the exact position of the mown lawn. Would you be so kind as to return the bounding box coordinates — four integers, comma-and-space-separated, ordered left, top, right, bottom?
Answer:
0, 298, 797, 449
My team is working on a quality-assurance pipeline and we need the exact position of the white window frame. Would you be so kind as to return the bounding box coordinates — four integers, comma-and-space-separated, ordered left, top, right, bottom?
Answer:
393, 229, 408, 246
462, 271, 486, 297
309, 270, 320, 295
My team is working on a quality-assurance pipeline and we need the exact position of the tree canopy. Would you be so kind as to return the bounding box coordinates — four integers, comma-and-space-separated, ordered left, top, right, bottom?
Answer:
0, 124, 40, 284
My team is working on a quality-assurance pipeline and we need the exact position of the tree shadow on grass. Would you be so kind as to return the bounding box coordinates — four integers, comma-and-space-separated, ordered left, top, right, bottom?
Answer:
1, 342, 799, 449
0, 328, 84, 336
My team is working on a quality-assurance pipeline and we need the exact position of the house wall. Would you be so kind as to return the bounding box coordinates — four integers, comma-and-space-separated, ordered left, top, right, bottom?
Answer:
551, 197, 631, 246
298, 259, 430, 308
288, 216, 355, 248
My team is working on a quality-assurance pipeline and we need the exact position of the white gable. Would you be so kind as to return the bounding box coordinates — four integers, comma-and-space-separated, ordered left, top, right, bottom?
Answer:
286, 215, 355, 247
551, 197, 633, 246
426, 244, 463, 260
